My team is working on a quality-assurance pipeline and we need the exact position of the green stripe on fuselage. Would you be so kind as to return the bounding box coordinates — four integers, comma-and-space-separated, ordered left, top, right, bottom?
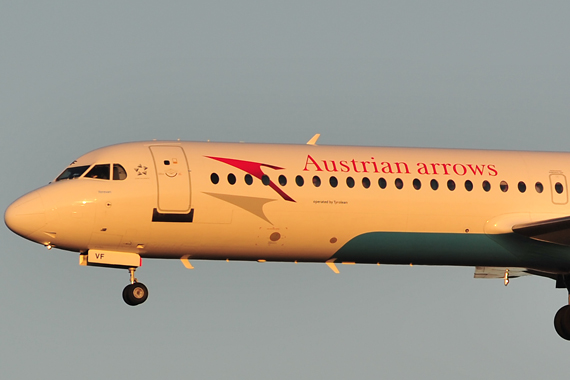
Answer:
332, 232, 570, 272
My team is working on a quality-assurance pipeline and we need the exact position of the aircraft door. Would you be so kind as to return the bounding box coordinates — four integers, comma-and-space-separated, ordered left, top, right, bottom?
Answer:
149, 146, 191, 212
549, 171, 568, 205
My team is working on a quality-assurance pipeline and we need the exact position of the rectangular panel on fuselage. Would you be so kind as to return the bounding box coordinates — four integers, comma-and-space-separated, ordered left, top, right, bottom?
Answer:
550, 172, 568, 205
149, 145, 191, 212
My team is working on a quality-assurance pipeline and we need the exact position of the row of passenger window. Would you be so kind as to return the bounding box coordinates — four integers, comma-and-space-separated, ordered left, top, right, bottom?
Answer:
210, 172, 562, 194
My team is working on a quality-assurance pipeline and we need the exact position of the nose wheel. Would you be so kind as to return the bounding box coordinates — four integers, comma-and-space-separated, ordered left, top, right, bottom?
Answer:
122, 267, 148, 306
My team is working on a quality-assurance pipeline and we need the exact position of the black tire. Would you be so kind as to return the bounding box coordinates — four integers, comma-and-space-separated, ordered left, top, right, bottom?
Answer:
554, 305, 570, 340
122, 283, 149, 306
122, 285, 132, 305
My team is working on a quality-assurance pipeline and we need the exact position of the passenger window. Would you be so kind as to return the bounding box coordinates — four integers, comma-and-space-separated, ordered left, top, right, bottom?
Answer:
395, 178, 403, 189
330, 176, 338, 188
555, 182, 564, 194
413, 179, 421, 190
312, 176, 321, 187
85, 164, 111, 180
430, 179, 438, 190
362, 177, 371, 189
55, 165, 91, 181
112, 164, 127, 180
346, 177, 355, 188
465, 180, 473, 192
245, 174, 253, 185
535, 182, 543, 193
228, 173, 236, 185
295, 175, 304, 187
500, 181, 508, 192
483, 180, 491, 192
518, 181, 526, 193
279, 175, 287, 186
211, 173, 219, 184
378, 178, 387, 189
262, 175, 270, 186
447, 180, 456, 191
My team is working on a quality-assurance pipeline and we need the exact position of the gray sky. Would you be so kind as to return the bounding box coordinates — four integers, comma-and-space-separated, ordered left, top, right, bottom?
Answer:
2, 1, 570, 378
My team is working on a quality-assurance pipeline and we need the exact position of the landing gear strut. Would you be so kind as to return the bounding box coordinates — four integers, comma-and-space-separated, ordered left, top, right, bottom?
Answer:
122, 267, 148, 306
554, 274, 570, 340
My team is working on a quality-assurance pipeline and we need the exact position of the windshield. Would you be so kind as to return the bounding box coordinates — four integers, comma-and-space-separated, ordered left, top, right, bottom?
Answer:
54, 163, 127, 182
85, 164, 111, 180
55, 165, 91, 181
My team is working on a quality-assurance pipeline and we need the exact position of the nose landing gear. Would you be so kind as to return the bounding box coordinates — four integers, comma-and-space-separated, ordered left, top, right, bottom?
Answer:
122, 267, 148, 306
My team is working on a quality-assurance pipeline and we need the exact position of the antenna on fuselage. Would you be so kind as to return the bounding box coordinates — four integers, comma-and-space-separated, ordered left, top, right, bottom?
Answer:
307, 134, 320, 145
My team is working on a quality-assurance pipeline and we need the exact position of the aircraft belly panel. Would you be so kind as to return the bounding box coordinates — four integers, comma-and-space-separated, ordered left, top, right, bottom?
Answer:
330, 231, 570, 270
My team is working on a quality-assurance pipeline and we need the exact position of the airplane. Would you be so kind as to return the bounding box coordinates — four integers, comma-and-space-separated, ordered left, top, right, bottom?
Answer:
6, 135, 570, 340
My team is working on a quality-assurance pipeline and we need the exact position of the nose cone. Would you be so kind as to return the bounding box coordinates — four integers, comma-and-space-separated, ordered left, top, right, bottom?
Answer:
5, 191, 47, 238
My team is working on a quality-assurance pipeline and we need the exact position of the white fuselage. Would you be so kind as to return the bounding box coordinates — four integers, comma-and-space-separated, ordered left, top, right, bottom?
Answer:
6, 141, 570, 274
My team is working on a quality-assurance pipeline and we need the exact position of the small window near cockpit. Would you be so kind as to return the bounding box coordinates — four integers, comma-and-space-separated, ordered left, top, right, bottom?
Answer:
312, 176, 321, 187
113, 164, 127, 180
329, 176, 338, 188
55, 165, 91, 181
85, 164, 111, 180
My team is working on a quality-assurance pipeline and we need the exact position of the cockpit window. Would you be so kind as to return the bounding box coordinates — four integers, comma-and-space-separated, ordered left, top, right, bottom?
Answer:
113, 164, 127, 180
55, 165, 91, 181
85, 164, 111, 180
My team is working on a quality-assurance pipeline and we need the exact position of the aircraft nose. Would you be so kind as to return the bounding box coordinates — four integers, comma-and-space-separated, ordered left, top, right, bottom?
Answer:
5, 191, 47, 238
